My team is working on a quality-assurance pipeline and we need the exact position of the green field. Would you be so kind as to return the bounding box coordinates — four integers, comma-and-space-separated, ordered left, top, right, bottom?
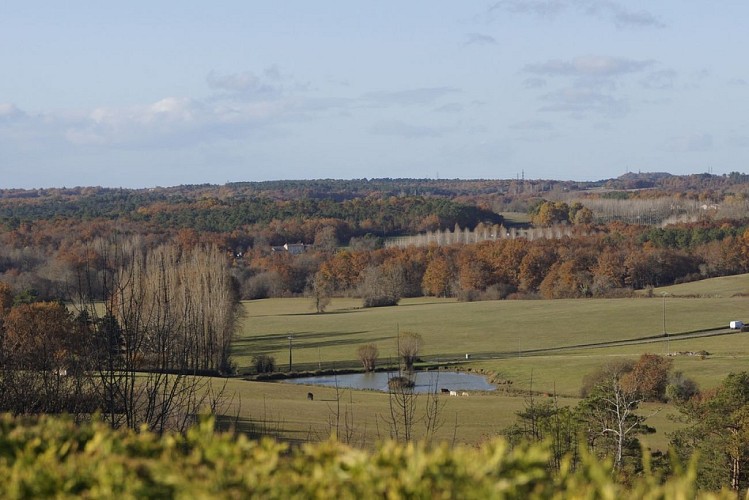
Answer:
228, 274, 749, 449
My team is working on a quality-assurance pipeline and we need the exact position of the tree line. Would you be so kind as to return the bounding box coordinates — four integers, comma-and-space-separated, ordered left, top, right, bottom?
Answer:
2, 215, 748, 307
0, 239, 241, 433
506, 352, 749, 493
243, 218, 749, 304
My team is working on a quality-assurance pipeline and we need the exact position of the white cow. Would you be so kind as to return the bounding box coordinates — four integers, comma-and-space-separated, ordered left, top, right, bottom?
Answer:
449, 390, 458, 396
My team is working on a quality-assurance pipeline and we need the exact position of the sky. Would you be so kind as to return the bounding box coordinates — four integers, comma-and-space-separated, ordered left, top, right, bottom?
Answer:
1, 1, 748, 189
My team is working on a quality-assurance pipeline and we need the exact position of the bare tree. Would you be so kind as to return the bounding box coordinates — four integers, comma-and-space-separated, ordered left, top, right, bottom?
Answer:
385, 372, 418, 442
578, 361, 660, 471
73, 236, 240, 433
398, 331, 422, 371
359, 264, 406, 308
357, 343, 379, 372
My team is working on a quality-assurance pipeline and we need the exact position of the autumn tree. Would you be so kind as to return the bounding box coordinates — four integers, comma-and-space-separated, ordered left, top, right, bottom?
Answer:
421, 253, 454, 297
620, 353, 673, 402
0, 301, 95, 416
591, 247, 627, 295
532, 201, 570, 226
518, 243, 557, 293
457, 246, 491, 292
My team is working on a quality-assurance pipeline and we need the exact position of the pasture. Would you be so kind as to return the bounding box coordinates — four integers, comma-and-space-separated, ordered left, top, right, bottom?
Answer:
228, 274, 749, 448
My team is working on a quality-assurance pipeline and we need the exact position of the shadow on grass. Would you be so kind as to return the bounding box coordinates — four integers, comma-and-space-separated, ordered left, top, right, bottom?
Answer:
231, 330, 394, 358
215, 415, 314, 446
275, 309, 363, 317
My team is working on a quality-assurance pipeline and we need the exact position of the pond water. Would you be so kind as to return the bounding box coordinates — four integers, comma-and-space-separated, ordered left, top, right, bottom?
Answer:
284, 371, 495, 394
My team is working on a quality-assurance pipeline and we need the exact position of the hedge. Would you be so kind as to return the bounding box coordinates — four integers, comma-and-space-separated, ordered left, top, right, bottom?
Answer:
0, 413, 733, 499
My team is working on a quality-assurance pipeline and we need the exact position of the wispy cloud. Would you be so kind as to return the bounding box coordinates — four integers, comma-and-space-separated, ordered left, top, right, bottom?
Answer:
582, 1, 664, 29
489, 0, 565, 19
464, 33, 498, 46
509, 120, 555, 131
522, 77, 547, 89
538, 87, 627, 116
728, 135, 749, 148
640, 69, 678, 90
360, 87, 460, 107
369, 120, 445, 139
523, 56, 655, 117
525, 55, 654, 77
488, 0, 663, 29
206, 66, 308, 98
509, 120, 560, 141
433, 102, 464, 113
664, 133, 713, 153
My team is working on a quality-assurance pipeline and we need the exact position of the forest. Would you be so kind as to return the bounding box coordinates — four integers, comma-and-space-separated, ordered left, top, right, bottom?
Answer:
4, 172, 749, 494
2, 172, 749, 305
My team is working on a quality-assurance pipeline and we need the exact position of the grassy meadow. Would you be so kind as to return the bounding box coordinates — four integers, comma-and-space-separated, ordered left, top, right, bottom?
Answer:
227, 274, 749, 449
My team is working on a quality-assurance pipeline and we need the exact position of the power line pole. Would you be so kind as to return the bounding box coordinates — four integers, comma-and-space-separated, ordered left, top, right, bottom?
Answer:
288, 335, 293, 372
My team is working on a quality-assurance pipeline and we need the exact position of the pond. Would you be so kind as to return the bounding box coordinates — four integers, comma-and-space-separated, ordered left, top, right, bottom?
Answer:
284, 371, 495, 394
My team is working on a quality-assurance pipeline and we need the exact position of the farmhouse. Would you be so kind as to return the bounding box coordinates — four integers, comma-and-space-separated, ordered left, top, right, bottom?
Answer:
271, 243, 309, 255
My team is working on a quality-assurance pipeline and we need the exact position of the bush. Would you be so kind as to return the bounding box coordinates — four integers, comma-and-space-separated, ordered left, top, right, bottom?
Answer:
388, 376, 415, 391
252, 354, 276, 374
362, 295, 400, 308
0, 414, 729, 499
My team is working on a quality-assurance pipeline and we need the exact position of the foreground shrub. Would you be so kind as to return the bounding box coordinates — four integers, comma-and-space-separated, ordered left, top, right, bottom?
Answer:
0, 413, 734, 499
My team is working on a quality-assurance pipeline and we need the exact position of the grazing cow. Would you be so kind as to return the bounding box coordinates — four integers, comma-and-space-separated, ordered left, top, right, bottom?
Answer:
440, 388, 450, 394
449, 390, 458, 396
307, 392, 314, 401
461, 392, 469, 397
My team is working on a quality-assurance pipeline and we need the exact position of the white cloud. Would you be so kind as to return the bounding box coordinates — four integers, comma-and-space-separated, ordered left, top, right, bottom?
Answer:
0, 103, 25, 123
63, 95, 294, 148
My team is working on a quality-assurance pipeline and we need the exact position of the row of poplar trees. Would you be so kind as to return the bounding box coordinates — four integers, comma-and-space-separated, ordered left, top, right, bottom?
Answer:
0, 236, 240, 434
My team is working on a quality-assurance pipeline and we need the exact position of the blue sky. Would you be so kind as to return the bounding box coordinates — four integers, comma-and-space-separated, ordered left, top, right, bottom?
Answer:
1, 1, 747, 188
